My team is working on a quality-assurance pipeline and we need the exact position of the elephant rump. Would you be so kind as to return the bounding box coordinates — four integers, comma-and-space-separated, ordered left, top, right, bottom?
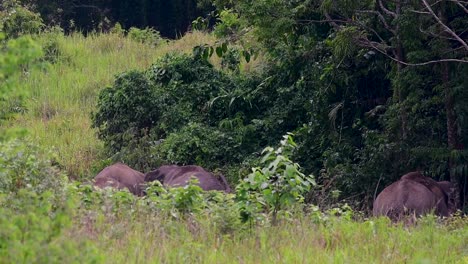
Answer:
373, 172, 454, 221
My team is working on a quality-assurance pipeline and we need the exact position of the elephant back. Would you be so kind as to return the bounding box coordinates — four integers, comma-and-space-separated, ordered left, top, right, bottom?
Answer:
145, 165, 231, 192
373, 178, 438, 221
94, 163, 145, 195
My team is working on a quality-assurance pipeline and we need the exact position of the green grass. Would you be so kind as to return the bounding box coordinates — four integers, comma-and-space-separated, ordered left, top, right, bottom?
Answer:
69, 212, 467, 263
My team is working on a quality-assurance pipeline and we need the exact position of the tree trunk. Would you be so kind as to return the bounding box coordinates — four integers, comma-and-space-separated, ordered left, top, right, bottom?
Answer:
441, 61, 463, 209
439, 1, 463, 209
395, 0, 408, 140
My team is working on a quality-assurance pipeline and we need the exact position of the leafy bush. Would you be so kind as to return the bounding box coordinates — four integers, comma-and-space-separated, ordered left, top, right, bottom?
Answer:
0, 189, 102, 263
92, 53, 253, 171
0, 4, 44, 39
0, 34, 43, 98
144, 179, 209, 217
213, 9, 242, 39
127, 27, 162, 46
236, 134, 315, 224
154, 122, 238, 168
0, 139, 67, 195
92, 70, 160, 152
110, 22, 125, 36
36, 26, 66, 64
0, 33, 42, 124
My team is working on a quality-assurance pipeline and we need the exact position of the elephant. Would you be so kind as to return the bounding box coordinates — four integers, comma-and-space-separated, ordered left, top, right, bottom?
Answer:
373, 171, 455, 221
144, 165, 231, 192
94, 163, 145, 196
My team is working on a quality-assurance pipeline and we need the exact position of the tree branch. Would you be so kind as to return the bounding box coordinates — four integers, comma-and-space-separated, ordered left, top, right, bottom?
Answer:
361, 36, 468, 66
421, 0, 468, 51
454, 0, 468, 13
356, 10, 396, 34
378, 0, 397, 18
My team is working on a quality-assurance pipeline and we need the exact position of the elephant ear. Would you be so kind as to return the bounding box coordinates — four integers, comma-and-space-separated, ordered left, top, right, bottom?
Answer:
217, 173, 231, 193
437, 181, 454, 196
437, 181, 456, 212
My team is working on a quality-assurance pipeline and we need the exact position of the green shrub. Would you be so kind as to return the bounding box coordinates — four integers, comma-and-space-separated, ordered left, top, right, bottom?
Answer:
92, 70, 160, 152
213, 9, 241, 38
0, 189, 102, 263
144, 179, 207, 217
36, 26, 66, 64
0, 4, 44, 39
0, 34, 43, 98
236, 134, 315, 224
0, 33, 43, 125
203, 192, 243, 234
127, 27, 162, 46
110, 22, 125, 36
0, 139, 67, 195
92, 53, 249, 170
154, 122, 237, 168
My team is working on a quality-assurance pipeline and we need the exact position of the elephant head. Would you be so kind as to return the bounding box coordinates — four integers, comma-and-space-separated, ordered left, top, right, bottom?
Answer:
373, 171, 455, 221
94, 163, 145, 196
145, 165, 231, 192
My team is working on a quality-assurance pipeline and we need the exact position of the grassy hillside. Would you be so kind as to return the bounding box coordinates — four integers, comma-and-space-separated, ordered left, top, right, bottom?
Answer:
2, 30, 467, 264
5, 31, 219, 179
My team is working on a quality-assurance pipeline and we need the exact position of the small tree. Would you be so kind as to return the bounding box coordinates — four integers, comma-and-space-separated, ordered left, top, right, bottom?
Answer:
236, 133, 316, 224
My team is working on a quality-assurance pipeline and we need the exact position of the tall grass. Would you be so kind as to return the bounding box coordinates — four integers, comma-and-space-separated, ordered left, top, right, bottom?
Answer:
5, 31, 218, 179
71, 212, 467, 263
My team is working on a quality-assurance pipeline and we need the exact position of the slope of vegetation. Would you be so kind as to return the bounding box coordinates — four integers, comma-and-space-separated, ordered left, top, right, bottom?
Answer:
1, 1, 467, 263
4, 30, 219, 179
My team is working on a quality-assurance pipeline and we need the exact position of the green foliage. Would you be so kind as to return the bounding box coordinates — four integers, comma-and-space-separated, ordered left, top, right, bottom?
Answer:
109, 22, 125, 36
92, 70, 158, 152
0, 139, 67, 194
213, 9, 241, 38
92, 53, 256, 171
0, 189, 102, 263
127, 27, 163, 46
236, 134, 315, 223
0, 3, 44, 39
0, 34, 43, 97
220, 46, 241, 72
36, 26, 66, 63
154, 122, 237, 168
145, 179, 207, 217
0, 33, 42, 123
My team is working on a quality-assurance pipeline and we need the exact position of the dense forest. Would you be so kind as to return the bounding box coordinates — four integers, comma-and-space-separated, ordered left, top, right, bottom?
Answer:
12, 0, 208, 37
0, 0, 467, 262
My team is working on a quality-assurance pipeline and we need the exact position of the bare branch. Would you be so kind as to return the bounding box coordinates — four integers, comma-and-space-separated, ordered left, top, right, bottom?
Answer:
378, 0, 397, 18
351, 31, 467, 67
356, 10, 396, 34
421, 0, 468, 51
323, 12, 341, 30
454, 0, 468, 13
409, 9, 431, 14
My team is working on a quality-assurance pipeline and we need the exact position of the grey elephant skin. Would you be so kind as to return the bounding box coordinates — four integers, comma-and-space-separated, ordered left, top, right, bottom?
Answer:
373, 171, 454, 221
94, 163, 145, 196
145, 165, 231, 192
